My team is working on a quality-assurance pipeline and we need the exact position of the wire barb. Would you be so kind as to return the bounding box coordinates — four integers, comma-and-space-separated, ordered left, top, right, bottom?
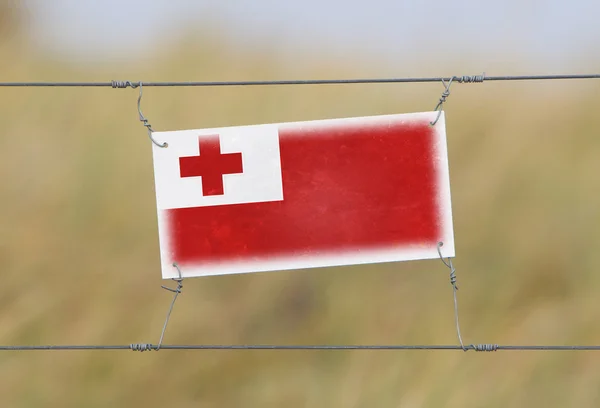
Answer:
156, 263, 184, 350
135, 82, 167, 148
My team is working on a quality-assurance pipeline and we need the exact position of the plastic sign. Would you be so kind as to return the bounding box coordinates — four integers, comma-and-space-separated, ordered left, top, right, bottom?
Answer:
151, 111, 455, 279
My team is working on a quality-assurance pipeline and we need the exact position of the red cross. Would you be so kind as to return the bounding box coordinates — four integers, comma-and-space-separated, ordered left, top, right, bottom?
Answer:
179, 135, 243, 196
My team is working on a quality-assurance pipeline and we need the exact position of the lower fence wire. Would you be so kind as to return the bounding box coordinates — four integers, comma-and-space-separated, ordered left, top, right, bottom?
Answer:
2, 247, 600, 352
1, 344, 600, 352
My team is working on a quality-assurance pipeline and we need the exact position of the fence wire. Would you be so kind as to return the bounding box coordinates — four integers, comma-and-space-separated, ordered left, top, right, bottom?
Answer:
2, 344, 600, 352
0, 73, 599, 88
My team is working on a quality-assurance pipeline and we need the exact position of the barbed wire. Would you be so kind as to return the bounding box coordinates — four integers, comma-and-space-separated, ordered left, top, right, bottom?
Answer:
0, 73, 599, 87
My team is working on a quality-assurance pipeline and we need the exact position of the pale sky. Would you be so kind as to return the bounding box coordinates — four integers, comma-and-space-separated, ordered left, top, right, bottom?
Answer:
22, 0, 600, 72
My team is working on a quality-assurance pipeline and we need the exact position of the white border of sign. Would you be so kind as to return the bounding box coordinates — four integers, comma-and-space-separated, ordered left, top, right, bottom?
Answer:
152, 111, 455, 279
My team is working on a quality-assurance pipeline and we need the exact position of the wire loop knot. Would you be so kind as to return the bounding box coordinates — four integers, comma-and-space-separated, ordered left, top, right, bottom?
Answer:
437, 242, 458, 290
430, 77, 453, 126
430, 73, 485, 125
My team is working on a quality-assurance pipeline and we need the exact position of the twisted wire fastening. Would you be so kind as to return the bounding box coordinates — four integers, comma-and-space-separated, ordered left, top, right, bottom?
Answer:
437, 242, 466, 351
437, 243, 498, 353
136, 82, 168, 148
156, 263, 185, 350
130, 343, 154, 352
430, 73, 485, 125
430, 77, 454, 126
111, 80, 139, 89
455, 73, 486, 83
448, 260, 458, 289
470, 344, 498, 352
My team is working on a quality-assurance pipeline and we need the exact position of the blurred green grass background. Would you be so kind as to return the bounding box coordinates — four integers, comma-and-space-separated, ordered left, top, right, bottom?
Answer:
2, 3, 600, 407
